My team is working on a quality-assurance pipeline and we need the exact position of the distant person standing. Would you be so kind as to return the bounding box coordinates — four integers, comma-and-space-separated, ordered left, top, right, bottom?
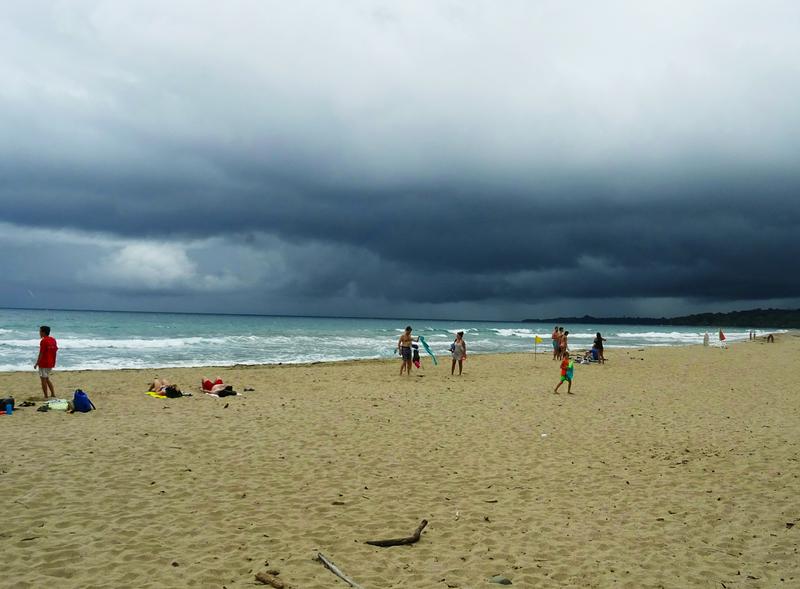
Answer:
551, 326, 560, 360
34, 325, 58, 398
593, 332, 606, 364
559, 330, 570, 358
703, 332, 709, 347
397, 326, 418, 376
555, 327, 565, 359
450, 331, 466, 376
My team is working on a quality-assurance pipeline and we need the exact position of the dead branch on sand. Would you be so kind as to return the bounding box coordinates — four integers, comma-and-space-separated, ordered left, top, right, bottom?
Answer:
365, 519, 428, 547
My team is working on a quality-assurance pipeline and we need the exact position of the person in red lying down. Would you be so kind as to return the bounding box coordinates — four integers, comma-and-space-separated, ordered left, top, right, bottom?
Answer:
201, 377, 237, 396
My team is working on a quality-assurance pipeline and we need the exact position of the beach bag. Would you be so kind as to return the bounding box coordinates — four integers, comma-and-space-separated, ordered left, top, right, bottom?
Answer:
0, 397, 14, 410
164, 385, 182, 398
72, 390, 95, 413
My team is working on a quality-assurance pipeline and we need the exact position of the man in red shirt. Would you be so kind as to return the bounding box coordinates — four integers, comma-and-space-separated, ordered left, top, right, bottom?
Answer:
34, 325, 58, 398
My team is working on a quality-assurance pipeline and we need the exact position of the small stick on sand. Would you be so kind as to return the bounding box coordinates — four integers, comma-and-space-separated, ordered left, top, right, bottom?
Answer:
255, 571, 284, 588
316, 552, 364, 589
365, 519, 428, 547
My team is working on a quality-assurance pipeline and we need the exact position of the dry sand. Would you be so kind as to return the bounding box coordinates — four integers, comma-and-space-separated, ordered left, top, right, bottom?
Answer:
1, 335, 799, 588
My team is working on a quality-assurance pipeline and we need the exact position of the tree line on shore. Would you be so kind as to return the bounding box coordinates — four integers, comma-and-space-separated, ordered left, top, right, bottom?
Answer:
523, 308, 800, 328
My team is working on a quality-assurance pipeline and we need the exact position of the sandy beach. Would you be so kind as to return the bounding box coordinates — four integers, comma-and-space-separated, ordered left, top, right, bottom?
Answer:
1, 335, 798, 588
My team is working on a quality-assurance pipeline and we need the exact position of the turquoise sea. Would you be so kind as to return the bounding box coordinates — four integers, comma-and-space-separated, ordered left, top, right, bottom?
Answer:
0, 308, 783, 372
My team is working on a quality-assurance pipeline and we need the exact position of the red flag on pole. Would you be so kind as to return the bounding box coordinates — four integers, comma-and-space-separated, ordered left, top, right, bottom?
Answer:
719, 330, 726, 341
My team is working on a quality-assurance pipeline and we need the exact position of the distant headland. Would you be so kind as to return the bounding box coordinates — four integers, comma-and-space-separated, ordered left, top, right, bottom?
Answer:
523, 308, 800, 328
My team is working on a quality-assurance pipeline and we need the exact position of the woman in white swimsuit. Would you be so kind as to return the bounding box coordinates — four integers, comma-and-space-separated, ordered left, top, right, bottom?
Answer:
451, 331, 466, 376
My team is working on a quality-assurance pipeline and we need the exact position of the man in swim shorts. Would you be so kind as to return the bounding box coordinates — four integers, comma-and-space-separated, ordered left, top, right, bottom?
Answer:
559, 330, 569, 357
34, 325, 58, 398
551, 326, 560, 360
397, 326, 418, 376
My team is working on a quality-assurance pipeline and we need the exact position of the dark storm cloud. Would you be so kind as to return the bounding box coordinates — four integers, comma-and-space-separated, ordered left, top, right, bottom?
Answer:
1, 1, 800, 317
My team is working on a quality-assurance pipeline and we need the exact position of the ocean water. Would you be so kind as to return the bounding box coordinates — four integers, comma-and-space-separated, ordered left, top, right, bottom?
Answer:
0, 308, 783, 372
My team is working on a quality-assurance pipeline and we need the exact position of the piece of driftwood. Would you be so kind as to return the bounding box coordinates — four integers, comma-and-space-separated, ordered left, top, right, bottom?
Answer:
255, 571, 284, 588
365, 519, 428, 547
316, 553, 364, 589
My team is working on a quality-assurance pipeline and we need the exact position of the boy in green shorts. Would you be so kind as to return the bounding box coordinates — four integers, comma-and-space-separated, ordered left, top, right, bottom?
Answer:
554, 351, 574, 394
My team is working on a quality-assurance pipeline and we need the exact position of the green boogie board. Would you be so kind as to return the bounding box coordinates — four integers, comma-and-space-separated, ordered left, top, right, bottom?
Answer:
419, 336, 438, 365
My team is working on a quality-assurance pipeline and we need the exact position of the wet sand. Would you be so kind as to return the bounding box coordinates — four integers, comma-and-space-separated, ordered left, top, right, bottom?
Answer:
1, 334, 798, 588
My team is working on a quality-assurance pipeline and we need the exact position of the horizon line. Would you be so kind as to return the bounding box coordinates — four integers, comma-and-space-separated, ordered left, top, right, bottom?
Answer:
0, 305, 520, 324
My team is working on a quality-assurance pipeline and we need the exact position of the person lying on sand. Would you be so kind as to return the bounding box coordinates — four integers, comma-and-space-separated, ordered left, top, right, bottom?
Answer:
201, 378, 238, 396
202, 378, 231, 394
148, 378, 184, 397
148, 377, 172, 393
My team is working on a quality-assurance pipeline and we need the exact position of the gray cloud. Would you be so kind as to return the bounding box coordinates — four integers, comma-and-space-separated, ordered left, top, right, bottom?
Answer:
1, 1, 799, 319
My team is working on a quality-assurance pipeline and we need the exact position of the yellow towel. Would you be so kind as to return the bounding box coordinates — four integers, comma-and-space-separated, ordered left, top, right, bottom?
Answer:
146, 391, 167, 398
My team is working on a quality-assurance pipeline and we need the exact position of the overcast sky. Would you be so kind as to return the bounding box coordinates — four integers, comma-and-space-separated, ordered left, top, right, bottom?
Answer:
1, 1, 799, 320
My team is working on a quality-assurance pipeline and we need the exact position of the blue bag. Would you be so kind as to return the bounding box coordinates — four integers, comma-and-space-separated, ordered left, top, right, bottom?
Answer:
72, 390, 96, 413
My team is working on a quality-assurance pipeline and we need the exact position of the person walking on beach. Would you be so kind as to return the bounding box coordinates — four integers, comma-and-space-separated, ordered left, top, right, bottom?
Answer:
34, 325, 58, 398
554, 351, 574, 394
397, 326, 418, 376
450, 331, 467, 376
